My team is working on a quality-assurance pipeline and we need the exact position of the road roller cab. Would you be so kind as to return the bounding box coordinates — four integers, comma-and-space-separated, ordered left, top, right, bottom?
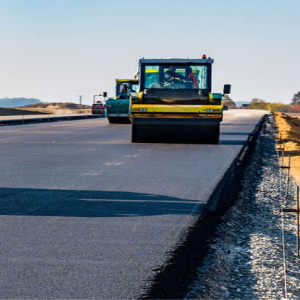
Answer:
130, 57, 230, 143
106, 79, 139, 124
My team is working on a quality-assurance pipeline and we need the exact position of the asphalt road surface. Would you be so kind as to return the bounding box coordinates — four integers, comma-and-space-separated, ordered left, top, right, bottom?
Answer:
0, 110, 266, 299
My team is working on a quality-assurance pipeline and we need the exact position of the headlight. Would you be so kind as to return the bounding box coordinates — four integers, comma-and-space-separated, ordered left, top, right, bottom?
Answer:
206, 109, 220, 112
139, 108, 147, 112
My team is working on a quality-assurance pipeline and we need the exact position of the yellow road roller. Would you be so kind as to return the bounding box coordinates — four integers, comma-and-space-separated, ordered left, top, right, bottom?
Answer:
130, 57, 231, 143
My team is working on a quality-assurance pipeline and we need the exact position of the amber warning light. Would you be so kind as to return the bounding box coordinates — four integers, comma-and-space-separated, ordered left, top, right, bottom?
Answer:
202, 54, 207, 59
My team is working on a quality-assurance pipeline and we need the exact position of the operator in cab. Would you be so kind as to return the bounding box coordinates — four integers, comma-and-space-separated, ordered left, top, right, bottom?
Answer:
186, 66, 199, 89
164, 66, 185, 83
163, 66, 199, 89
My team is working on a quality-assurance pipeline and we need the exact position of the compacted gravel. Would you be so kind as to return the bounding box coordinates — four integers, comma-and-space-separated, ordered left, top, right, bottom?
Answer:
185, 116, 300, 300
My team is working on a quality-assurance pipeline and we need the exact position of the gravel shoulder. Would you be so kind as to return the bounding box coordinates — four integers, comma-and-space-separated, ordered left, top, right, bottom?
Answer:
185, 115, 300, 300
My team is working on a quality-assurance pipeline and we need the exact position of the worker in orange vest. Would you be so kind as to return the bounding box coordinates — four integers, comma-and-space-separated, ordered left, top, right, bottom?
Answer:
186, 66, 199, 89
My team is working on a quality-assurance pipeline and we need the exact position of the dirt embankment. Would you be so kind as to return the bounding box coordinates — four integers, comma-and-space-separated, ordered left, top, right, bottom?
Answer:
23, 102, 91, 115
24, 102, 90, 109
22, 108, 91, 115
275, 112, 300, 185
0, 103, 92, 116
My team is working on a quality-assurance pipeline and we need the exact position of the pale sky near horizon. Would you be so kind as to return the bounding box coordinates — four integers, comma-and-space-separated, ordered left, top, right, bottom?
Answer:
0, 0, 299, 105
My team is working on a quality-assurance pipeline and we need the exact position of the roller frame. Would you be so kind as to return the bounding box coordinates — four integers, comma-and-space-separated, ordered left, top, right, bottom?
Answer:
108, 117, 131, 124
131, 117, 220, 144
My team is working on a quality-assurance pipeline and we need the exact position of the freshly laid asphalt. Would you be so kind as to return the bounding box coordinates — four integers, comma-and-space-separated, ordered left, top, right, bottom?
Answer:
0, 110, 266, 299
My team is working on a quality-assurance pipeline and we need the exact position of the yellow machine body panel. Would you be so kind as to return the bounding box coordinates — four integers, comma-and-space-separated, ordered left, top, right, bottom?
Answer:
131, 104, 222, 118
116, 79, 139, 83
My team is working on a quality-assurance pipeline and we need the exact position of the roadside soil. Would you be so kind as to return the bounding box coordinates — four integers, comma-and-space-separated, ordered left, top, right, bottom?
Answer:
0, 107, 91, 116
20, 107, 92, 115
285, 113, 300, 119
275, 112, 300, 185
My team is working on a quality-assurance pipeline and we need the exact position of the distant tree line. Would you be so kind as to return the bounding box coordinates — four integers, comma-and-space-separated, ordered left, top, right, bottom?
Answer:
222, 95, 237, 109
248, 91, 300, 112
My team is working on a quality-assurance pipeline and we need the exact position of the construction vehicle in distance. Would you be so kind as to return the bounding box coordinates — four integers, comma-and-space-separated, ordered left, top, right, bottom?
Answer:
92, 101, 105, 115
106, 79, 139, 123
130, 56, 231, 143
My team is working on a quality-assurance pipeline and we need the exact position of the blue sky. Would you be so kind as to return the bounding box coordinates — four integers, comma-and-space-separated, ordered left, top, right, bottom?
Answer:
0, 0, 299, 105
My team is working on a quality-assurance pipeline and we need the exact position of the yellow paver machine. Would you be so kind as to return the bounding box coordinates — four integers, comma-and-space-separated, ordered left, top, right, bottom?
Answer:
130, 56, 231, 143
